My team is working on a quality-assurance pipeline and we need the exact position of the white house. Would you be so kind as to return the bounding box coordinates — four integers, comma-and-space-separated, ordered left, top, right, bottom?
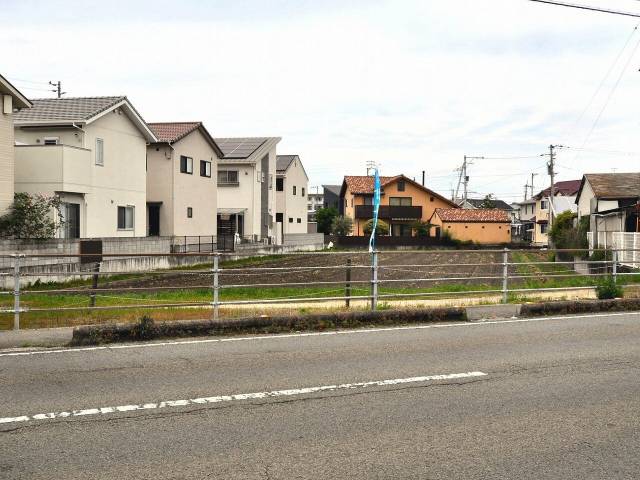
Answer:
275, 154, 309, 241
13, 96, 157, 238
0, 73, 32, 215
147, 122, 222, 237
214, 137, 281, 243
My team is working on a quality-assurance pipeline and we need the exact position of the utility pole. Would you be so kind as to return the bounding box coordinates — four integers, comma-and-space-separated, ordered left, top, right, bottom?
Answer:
530, 172, 537, 198
422, 170, 425, 186
454, 155, 484, 204
49, 80, 66, 98
546, 144, 561, 229
524, 183, 529, 201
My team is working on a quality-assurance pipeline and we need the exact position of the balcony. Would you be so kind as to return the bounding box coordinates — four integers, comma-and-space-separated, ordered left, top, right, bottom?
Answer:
15, 144, 92, 193
354, 205, 422, 219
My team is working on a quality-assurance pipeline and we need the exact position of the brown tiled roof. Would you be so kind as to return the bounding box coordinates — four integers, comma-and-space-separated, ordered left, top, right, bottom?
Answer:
434, 208, 510, 223
534, 179, 581, 199
343, 175, 400, 194
148, 122, 201, 143
583, 173, 640, 199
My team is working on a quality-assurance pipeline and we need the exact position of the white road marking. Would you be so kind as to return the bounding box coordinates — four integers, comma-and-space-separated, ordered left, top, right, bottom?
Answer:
0, 371, 487, 425
1, 311, 638, 358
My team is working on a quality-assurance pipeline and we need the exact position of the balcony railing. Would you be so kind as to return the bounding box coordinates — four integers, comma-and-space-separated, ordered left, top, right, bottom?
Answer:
354, 205, 422, 219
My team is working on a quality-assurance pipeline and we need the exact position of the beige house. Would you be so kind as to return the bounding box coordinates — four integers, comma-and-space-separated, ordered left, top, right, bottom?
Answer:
275, 155, 309, 241
0, 74, 32, 215
13, 96, 157, 238
147, 122, 222, 237
429, 208, 511, 244
530, 180, 580, 246
215, 137, 281, 243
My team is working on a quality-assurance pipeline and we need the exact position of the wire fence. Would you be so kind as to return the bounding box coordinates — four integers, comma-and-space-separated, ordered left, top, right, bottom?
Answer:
1, 248, 639, 330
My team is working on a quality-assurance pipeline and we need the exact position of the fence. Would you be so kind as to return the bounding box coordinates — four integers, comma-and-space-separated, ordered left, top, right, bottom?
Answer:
1, 247, 639, 330
588, 231, 640, 267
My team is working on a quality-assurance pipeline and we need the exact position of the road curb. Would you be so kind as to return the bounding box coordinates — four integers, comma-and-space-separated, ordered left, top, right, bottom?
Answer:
70, 298, 640, 346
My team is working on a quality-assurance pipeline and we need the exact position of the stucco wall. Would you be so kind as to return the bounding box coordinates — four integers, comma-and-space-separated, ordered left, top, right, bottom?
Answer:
276, 158, 308, 234
0, 95, 14, 215
431, 216, 511, 244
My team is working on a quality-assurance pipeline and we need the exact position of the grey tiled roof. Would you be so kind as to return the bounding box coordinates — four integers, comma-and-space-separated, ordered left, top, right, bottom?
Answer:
13, 96, 125, 123
276, 155, 298, 172
466, 198, 514, 211
215, 137, 268, 159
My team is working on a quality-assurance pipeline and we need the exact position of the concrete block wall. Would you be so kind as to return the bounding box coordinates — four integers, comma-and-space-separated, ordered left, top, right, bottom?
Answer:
283, 233, 324, 247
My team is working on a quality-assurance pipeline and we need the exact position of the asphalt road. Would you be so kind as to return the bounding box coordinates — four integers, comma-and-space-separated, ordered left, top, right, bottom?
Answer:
1, 312, 640, 479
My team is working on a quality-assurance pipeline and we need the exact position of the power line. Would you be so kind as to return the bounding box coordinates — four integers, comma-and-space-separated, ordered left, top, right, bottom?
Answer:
529, 0, 640, 18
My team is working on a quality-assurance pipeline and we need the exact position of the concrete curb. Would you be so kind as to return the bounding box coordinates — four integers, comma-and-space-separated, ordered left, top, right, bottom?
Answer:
70, 298, 640, 346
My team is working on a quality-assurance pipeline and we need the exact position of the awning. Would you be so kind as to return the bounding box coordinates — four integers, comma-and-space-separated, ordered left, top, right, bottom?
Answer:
217, 208, 247, 215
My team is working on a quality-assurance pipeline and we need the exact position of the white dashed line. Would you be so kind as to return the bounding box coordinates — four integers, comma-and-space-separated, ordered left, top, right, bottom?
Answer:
0, 371, 487, 425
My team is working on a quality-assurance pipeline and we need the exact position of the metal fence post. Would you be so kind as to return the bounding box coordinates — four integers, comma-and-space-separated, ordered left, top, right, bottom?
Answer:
89, 262, 100, 307
502, 247, 509, 304
371, 250, 378, 311
13, 254, 22, 331
345, 258, 351, 308
212, 254, 220, 321
612, 249, 617, 283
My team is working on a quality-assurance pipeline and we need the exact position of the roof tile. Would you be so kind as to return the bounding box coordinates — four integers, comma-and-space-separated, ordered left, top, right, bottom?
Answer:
584, 173, 640, 198
435, 208, 510, 223
13, 96, 125, 123
148, 122, 201, 143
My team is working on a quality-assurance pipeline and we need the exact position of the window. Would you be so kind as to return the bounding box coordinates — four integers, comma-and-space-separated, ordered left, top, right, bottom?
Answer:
276, 178, 284, 191
541, 224, 548, 234
363, 197, 374, 206
200, 160, 211, 178
61, 203, 80, 239
187, 207, 193, 218
397, 180, 405, 192
540, 200, 548, 210
43, 137, 59, 145
389, 197, 412, 206
430, 196, 434, 202
95, 138, 104, 166
293, 186, 297, 195
218, 170, 239, 185
180, 156, 193, 174
297, 218, 301, 223
276, 213, 283, 222
289, 218, 293, 223
302, 187, 305, 197
117, 206, 134, 230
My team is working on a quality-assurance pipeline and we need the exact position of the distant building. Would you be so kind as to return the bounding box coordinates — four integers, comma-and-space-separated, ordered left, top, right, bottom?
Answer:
530, 179, 581, 246
307, 187, 324, 222
0, 73, 31, 215
275, 154, 309, 241
429, 208, 511, 244
340, 174, 457, 236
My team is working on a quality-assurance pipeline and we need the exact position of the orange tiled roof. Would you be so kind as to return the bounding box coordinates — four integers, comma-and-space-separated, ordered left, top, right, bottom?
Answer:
148, 122, 201, 143
435, 208, 510, 223
343, 175, 401, 194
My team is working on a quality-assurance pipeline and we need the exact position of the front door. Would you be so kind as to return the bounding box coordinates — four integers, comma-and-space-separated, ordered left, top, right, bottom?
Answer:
62, 203, 80, 239
148, 205, 160, 236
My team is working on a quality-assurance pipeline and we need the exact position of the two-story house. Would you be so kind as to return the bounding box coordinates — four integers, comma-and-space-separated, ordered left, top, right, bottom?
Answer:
340, 175, 458, 236
13, 96, 156, 238
0, 74, 32, 215
517, 198, 536, 243
215, 137, 281, 243
146, 122, 223, 237
530, 179, 581, 245
275, 155, 308, 241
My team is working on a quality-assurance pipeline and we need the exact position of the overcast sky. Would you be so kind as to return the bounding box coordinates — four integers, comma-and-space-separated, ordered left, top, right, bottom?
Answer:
3, 0, 640, 202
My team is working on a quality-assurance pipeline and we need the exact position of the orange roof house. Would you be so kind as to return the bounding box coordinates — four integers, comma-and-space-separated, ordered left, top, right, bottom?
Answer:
340, 175, 458, 236
429, 208, 511, 244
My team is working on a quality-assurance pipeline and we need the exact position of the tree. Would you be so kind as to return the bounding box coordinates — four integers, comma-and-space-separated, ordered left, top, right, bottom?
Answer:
549, 210, 588, 258
315, 207, 338, 234
479, 194, 497, 209
363, 219, 390, 235
412, 220, 433, 237
0, 192, 64, 239
331, 215, 353, 236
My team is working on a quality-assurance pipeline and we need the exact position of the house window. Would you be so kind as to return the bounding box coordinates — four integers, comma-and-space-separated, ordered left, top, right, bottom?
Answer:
276, 178, 284, 191
397, 180, 405, 192
541, 224, 548, 234
297, 218, 301, 223
187, 207, 193, 218
180, 156, 193, 174
200, 160, 211, 178
95, 138, 104, 166
117, 206, 135, 230
218, 170, 239, 185
389, 197, 412, 206
362, 197, 373, 206
540, 200, 548, 210
276, 213, 283, 222
302, 187, 305, 197
43, 137, 59, 145
289, 218, 293, 223
293, 186, 297, 195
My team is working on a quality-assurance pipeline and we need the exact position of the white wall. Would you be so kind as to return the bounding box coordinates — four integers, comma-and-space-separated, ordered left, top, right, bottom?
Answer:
0, 95, 14, 215
276, 158, 308, 234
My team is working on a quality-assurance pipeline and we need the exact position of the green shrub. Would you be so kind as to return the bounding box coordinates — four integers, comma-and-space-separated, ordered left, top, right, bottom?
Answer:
363, 219, 390, 235
315, 207, 338, 234
412, 221, 433, 237
331, 215, 353, 236
596, 276, 623, 300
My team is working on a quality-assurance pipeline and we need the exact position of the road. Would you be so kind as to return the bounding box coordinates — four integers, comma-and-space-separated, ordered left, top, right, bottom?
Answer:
1, 312, 640, 479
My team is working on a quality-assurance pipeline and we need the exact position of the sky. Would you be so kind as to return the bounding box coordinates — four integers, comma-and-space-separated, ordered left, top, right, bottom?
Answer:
2, 0, 640, 203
